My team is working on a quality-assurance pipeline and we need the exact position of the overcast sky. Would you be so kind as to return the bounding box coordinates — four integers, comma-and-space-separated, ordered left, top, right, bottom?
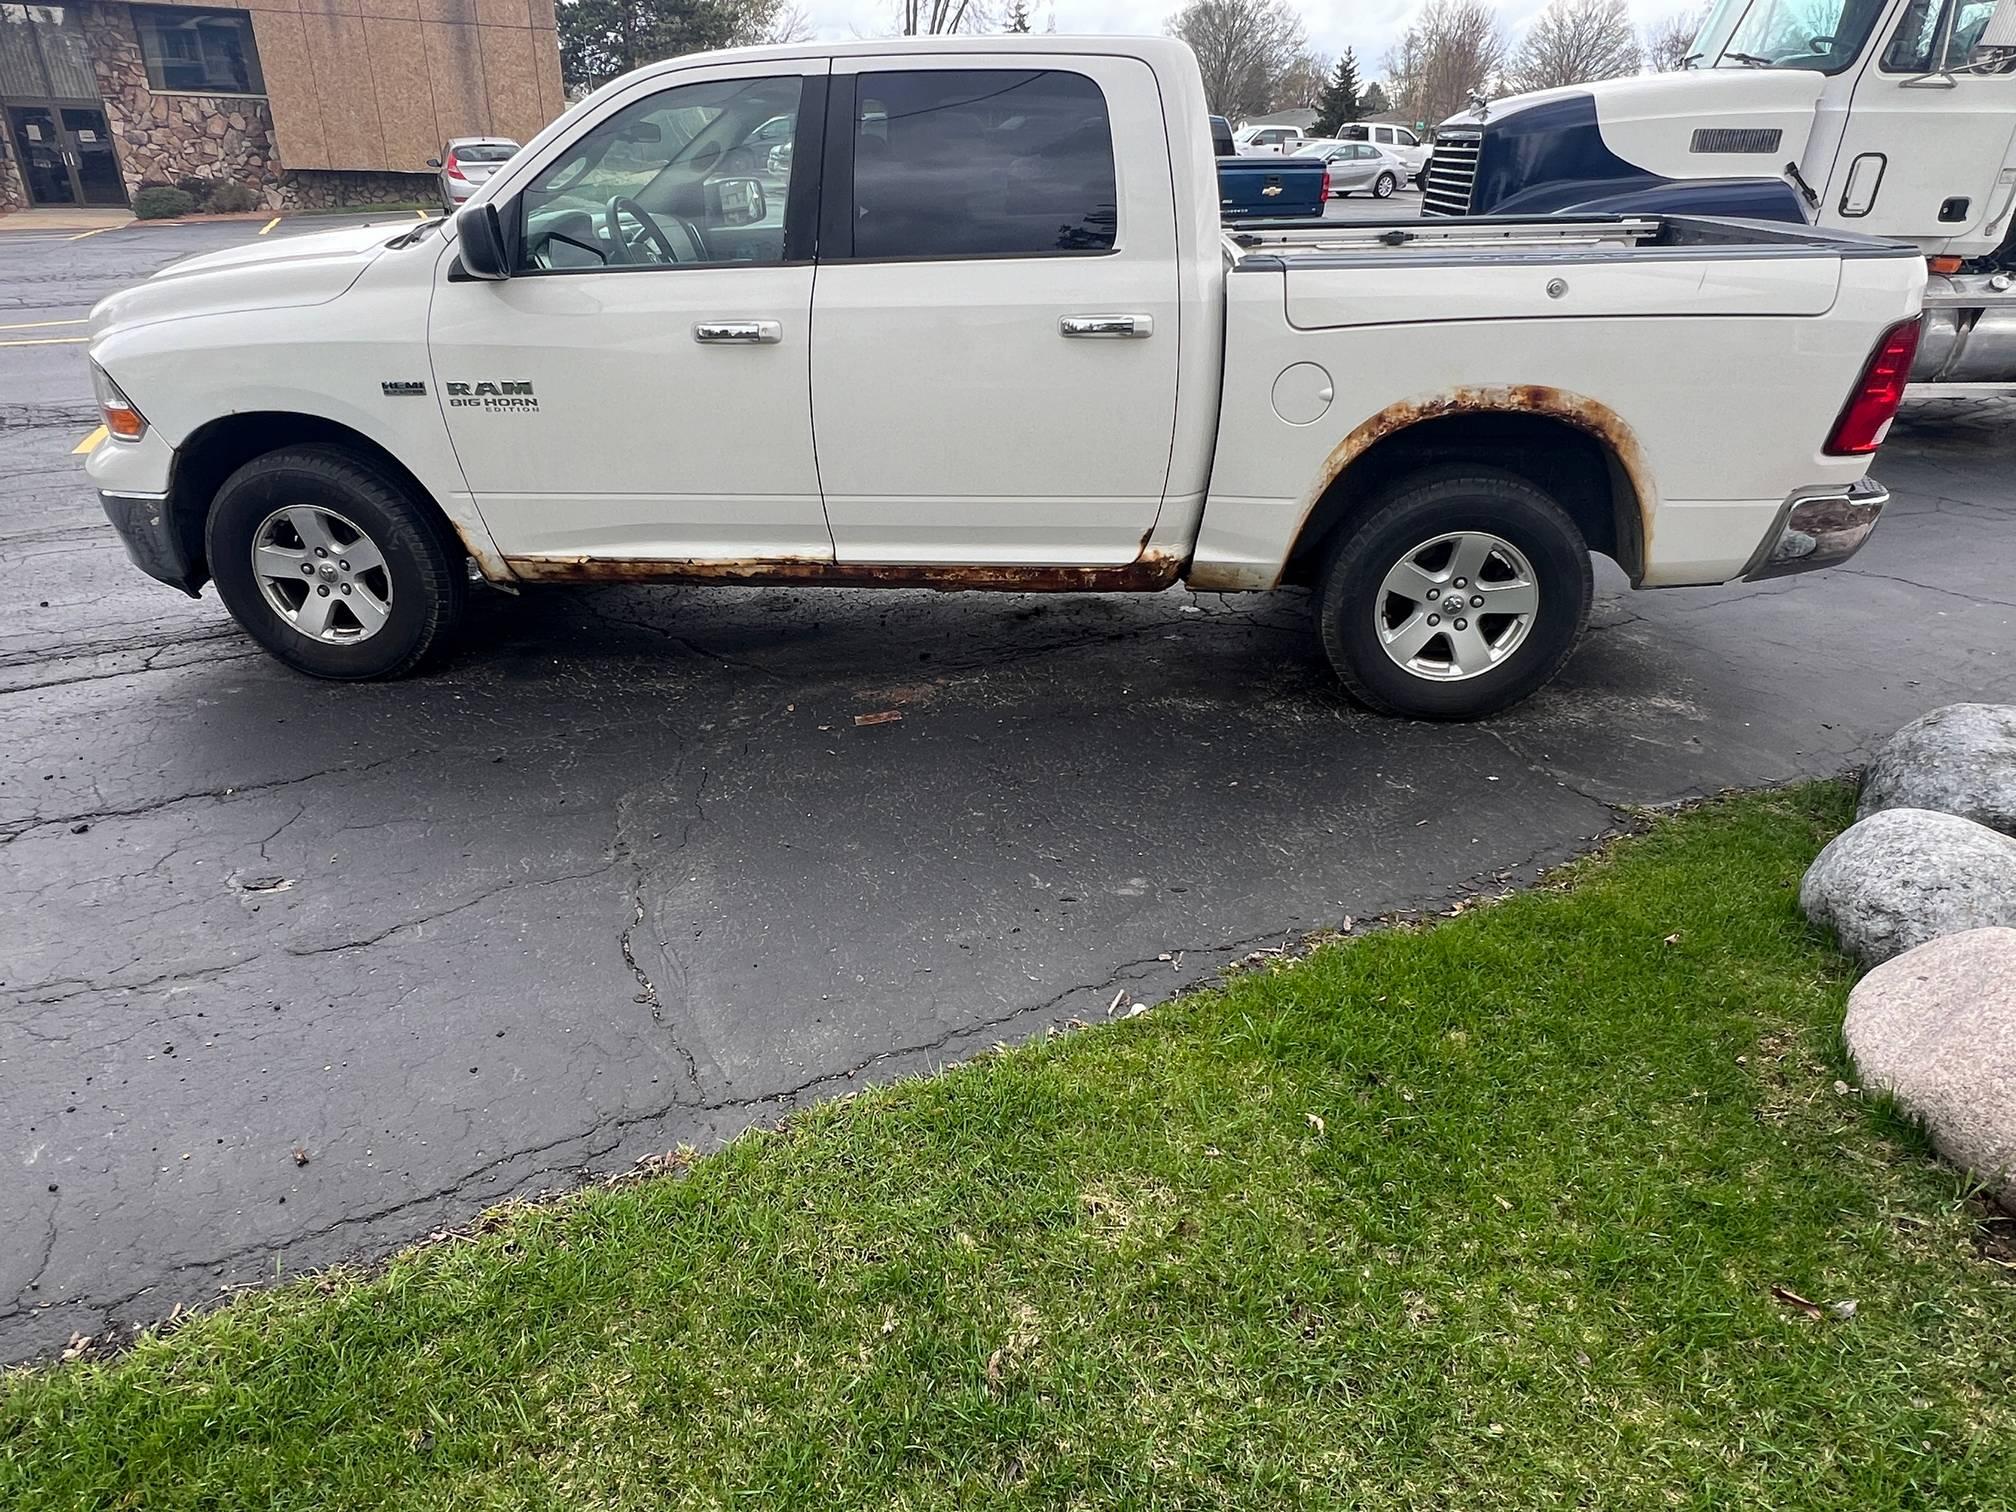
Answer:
801, 0, 1707, 78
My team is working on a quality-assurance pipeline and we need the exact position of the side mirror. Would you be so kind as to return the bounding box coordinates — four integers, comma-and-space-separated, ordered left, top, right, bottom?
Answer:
426, 157, 441, 168
707, 176, 766, 227
454, 201, 510, 280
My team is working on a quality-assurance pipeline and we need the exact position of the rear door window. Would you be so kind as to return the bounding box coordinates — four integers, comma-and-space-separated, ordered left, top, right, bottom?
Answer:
848, 69, 1117, 259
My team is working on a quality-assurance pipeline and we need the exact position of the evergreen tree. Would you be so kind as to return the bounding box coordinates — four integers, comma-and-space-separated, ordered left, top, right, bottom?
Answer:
1358, 79, 1391, 115
1004, 0, 1032, 31
1311, 49, 1361, 135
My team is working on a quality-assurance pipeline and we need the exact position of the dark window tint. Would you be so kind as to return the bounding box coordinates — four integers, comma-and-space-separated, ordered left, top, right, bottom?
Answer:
453, 143, 518, 164
852, 69, 1117, 259
132, 5, 263, 94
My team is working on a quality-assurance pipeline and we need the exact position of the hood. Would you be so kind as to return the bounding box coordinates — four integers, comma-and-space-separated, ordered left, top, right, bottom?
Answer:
88, 219, 430, 337
1442, 68, 1825, 135
1434, 69, 1824, 216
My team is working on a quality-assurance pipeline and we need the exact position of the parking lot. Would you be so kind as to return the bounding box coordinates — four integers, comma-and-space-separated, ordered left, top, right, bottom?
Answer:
1, 201, 2010, 1363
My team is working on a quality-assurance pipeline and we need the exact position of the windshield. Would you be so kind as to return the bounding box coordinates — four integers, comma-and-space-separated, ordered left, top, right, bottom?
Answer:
1715, 0, 1890, 71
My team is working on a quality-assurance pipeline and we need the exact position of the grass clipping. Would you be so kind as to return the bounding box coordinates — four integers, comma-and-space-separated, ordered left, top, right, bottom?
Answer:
4, 782, 2012, 1508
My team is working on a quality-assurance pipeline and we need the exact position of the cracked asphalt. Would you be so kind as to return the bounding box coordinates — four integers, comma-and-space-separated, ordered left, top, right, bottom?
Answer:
2, 216, 2012, 1365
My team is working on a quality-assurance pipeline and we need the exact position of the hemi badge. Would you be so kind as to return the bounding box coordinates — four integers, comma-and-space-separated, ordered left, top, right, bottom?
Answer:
381, 380, 427, 397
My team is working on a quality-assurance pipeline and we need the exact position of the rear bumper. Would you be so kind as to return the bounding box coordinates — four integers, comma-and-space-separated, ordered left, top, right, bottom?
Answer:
100, 489, 203, 596
1742, 477, 1888, 582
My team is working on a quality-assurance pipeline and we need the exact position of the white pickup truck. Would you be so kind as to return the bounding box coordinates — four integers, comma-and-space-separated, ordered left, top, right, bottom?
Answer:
86, 36, 1924, 719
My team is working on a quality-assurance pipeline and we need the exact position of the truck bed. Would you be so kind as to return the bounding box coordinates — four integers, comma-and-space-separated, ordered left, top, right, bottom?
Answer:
1192, 209, 1926, 594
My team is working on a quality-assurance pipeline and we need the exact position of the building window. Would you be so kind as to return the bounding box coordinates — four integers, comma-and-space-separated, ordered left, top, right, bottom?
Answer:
132, 5, 264, 95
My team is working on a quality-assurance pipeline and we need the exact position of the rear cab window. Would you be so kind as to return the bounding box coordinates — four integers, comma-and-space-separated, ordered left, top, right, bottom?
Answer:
845, 68, 1118, 260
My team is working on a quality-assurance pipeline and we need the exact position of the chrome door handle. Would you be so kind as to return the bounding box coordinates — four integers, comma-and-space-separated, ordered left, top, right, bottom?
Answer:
694, 320, 781, 344
1060, 314, 1152, 338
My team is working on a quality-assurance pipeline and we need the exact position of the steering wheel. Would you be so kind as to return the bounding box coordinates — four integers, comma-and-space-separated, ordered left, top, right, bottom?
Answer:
603, 196, 679, 265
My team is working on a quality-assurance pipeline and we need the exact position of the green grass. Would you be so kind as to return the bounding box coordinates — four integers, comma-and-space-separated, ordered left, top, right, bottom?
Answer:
4, 783, 2011, 1509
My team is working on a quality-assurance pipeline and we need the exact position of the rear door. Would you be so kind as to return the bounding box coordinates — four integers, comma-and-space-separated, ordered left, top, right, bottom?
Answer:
808, 54, 1181, 565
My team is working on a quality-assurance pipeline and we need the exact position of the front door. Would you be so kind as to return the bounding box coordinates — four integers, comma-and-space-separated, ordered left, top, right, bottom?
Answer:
61, 106, 126, 205
7, 105, 74, 205
1813, 0, 2016, 243
428, 60, 830, 566
809, 55, 1181, 565
5, 102, 126, 207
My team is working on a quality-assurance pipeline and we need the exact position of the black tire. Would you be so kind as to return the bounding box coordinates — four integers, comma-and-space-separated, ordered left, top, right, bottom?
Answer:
206, 445, 466, 681
1315, 466, 1592, 720
1373, 172, 1397, 199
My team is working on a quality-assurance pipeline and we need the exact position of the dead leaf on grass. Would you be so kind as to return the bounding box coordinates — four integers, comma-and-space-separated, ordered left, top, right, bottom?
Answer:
1770, 1285, 1825, 1320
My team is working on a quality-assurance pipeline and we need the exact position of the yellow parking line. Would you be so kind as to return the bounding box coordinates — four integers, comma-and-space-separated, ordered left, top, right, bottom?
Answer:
415, 209, 427, 219
67, 225, 120, 241
0, 336, 88, 346
72, 425, 108, 454
258, 216, 280, 235
0, 317, 87, 331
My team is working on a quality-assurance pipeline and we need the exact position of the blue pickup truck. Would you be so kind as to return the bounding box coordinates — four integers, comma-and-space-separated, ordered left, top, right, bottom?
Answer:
1211, 116, 1327, 220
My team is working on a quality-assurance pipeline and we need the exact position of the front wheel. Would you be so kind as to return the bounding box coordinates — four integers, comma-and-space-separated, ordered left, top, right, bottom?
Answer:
1373, 172, 1397, 199
1315, 467, 1592, 720
207, 446, 466, 680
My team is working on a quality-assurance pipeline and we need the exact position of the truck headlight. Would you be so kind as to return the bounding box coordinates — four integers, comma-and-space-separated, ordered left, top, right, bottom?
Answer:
90, 363, 147, 443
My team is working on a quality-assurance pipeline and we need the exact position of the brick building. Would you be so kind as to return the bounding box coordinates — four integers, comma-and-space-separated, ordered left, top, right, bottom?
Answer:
0, 0, 563, 212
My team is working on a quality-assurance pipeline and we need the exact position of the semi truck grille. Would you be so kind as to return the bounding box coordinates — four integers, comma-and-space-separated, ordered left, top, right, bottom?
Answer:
1422, 131, 1480, 216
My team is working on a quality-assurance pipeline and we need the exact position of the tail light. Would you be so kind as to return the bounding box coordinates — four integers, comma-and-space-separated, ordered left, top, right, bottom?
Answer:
1320, 168, 1330, 201
1824, 318, 1921, 455
90, 363, 146, 443
444, 152, 467, 182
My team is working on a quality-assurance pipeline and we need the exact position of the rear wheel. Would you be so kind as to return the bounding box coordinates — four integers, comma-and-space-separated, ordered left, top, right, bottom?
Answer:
206, 446, 466, 680
1315, 467, 1592, 720
1373, 172, 1397, 198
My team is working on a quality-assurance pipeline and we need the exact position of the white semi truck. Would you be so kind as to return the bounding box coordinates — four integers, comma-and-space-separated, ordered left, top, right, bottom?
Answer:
1422, 0, 2016, 389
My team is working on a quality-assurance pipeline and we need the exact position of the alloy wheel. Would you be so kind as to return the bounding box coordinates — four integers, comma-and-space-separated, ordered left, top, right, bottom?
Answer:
1372, 530, 1538, 681
250, 505, 394, 643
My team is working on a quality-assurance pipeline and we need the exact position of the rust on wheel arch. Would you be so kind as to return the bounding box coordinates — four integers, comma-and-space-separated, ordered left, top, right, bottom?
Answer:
1281, 385, 1654, 585
500, 549, 1186, 593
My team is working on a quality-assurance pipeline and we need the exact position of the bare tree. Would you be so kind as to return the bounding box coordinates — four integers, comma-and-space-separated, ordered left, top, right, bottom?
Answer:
754, 0, 811, 42
1643, 5, 1710, 69
1383, 0, 1507, 128
1504, 0, 1642, 92
1168, 0, 1311, 120
895, 0, 990, 34
1273, 50, 1331, 111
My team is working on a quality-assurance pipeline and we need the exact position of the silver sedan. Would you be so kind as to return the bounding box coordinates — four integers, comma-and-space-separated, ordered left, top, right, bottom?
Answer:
429, 137, 520, 212
1293, 141, 1408, 199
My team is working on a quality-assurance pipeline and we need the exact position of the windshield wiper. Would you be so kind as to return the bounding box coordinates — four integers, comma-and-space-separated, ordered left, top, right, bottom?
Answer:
385, 217, 444, 249
1679, 51, 1702, 68
1723, 50, 1774, 65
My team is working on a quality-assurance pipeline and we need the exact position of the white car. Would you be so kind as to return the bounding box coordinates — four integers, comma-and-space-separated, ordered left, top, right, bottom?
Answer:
1293, 140, 1409, 198
1233, 124, 1306, 156
1338, 122, 1429, 183
85, 36, 1923, 719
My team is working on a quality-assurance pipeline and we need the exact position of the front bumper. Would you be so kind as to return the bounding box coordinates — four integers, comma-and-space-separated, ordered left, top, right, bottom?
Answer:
1742, 477, 1888, 582
100, 489, 203, 596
